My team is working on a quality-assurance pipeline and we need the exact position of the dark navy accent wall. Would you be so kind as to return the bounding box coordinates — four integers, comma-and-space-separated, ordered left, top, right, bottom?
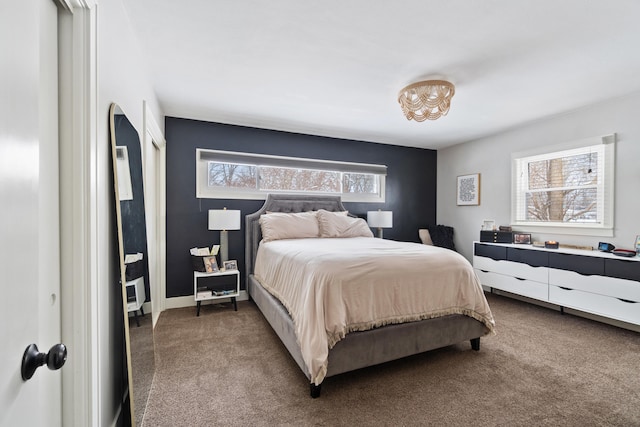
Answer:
165, 117, 437, 298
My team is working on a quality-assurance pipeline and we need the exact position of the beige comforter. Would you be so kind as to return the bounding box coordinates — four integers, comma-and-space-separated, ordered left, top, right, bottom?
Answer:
254, 237, 495, 385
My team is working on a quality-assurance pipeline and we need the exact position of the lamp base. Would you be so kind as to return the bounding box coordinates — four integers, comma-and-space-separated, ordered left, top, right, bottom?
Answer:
220, 230, 229, 263
377, 228, 384, 239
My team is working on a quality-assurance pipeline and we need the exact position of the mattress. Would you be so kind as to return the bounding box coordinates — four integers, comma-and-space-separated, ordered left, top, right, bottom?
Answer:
254, 236, 495, 385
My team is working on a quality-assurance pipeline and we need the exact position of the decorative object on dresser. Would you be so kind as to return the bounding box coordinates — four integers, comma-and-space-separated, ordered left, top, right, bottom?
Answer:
480, 230, 513, 244
456, 173, 480, 206
544, 240, 559, 249
208, 208, 241, 262
481, 219, 495, 230
473, 242, 640, 327
513, 233, 531, 244
598, 242, 615, 252
367, 209, 393, 238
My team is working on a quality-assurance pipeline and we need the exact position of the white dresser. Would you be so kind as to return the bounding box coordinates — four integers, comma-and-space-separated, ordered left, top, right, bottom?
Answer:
473, 242, 640, 326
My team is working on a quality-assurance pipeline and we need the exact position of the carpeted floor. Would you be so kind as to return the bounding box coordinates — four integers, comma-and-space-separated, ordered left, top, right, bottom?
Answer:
142, 293, 640, 426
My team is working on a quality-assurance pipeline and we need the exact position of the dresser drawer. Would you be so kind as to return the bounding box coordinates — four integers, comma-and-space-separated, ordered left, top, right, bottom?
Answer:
548, 268, 640, 302
507, 247, 548, 267
474, 257, 548, 283
604, 258, 640, 282
549, 285, 640, 326
548, 252, 605, 276
475, 269, 548, 301
474, 243, 507, 260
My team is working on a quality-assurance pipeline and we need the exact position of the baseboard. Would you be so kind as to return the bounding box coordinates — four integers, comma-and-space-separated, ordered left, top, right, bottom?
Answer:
484, 286, 640, 333
164, 290, 249, 310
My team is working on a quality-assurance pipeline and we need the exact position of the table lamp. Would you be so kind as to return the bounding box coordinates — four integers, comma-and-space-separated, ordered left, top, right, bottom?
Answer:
367, 209, 393, 238
208, 208, 241, 262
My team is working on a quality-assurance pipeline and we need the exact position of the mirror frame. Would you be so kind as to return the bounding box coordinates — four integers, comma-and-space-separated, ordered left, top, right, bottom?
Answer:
109, 103, 136, 424
109, 103, 155, 425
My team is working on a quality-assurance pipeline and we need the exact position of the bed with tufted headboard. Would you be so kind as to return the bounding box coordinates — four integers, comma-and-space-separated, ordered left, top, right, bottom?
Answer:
245, 194, 493, 398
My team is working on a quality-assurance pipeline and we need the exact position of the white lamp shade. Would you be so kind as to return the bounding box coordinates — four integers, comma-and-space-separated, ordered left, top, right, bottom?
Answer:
208, 209, 241, 231
367, 210, 393, 228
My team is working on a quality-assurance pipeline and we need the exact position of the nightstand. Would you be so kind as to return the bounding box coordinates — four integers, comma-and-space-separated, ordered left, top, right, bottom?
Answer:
126, 276, 146, 327
193, 269, 240, 316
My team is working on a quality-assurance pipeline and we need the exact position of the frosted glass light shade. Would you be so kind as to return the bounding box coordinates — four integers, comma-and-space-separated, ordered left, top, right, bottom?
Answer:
208, 209, 241, 231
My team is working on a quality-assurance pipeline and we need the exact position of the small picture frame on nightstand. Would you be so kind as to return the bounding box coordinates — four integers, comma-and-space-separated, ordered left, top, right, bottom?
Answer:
203, 256, 219, 273
223, 260, 238, 271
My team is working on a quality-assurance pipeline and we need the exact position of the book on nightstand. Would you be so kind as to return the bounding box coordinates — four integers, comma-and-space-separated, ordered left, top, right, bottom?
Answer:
196, 290, 212, 299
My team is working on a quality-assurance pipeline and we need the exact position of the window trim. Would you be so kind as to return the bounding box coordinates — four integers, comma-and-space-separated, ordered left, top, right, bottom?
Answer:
196, 149, 387, 202
510, 134, 615, 237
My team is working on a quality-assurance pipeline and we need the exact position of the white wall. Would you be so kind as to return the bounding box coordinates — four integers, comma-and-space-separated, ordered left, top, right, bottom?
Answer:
438, 91, 640, 262
96, 0, 163, 424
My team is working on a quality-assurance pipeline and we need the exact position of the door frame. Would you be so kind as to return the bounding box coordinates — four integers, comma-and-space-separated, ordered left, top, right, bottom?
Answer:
57, 0, 98, 425
143, 101, 167, 324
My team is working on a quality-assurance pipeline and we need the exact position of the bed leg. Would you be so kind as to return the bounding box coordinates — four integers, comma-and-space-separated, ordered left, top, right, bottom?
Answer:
470, 337, 480, 351
310, 383, 322, 398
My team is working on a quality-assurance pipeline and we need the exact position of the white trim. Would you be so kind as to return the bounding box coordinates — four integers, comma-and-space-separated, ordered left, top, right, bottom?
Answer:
164, 290, 249, 310
143, 101, 167, 322
511, 134, 615, 234
196, 149, 386, 203
58, 2, 98, 426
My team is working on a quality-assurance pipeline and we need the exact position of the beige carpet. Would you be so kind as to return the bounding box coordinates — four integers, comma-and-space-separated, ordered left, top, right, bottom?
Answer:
142, 294, 640, 426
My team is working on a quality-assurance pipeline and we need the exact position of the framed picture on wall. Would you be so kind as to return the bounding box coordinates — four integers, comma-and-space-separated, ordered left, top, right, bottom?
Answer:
456, 173, 480, 206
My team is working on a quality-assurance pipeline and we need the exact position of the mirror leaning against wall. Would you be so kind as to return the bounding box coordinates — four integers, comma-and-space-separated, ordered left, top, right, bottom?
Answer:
109, 103, 155, 426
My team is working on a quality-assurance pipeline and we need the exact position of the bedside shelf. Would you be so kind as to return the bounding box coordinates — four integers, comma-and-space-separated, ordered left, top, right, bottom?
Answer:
193, 270, 240, 316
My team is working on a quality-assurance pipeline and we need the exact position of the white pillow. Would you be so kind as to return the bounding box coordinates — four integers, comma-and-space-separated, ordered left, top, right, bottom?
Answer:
259, 211, 320, 242
418, 229, 433, 245
317, 209, 374, 238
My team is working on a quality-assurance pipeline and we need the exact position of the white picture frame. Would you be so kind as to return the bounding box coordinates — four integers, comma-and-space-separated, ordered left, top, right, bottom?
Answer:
457, 173, 480, 206
223, 260, 238, 271
482, 219, 495, 231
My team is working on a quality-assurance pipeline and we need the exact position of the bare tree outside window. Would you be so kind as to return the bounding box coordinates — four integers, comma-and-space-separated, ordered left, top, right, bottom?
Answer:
343, 173, 377, 194
208, 162, 257, 189
260, 167, 340, 193
197, 149, 387, 202
523, 152, 599, 223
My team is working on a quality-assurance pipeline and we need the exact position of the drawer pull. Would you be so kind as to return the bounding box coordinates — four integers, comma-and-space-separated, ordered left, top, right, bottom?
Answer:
480, 270, 489, 273
515, 277, 526, 281
617, 298, 637, 304
558, 286, 573, 291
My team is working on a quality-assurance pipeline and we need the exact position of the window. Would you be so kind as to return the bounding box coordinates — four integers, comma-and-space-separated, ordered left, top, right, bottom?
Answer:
196, 149, 386, 202
511, 134, 615, 235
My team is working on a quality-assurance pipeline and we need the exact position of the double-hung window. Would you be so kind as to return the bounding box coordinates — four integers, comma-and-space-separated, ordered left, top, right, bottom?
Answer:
196, 149, 386, 203
511, 134, 615, 235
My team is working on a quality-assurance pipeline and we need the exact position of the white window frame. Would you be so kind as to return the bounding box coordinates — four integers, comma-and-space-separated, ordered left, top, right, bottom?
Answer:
511, 134, 615, 237
196, 149, 387, 203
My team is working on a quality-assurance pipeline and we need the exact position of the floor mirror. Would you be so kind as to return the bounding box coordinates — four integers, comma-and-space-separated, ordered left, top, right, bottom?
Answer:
109, 103, 155, 426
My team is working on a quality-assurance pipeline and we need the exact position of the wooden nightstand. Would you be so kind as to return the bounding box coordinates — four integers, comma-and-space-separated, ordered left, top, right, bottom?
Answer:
193, 269, 240, 316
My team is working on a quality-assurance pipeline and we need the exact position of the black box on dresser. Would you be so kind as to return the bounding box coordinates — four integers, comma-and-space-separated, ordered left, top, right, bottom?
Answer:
480, 230, 513, 243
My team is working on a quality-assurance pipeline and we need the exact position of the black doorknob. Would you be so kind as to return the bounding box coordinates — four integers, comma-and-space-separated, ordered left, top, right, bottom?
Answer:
21, 343, 67, 381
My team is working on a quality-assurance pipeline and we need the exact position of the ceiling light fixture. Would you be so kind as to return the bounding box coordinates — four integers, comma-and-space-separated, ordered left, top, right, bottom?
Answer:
398, 80, 455, 122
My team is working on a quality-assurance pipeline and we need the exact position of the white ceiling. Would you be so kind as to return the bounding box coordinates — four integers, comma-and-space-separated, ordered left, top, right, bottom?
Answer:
122, 0, 640, 150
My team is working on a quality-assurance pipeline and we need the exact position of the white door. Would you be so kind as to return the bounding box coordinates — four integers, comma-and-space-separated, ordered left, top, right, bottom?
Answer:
0, 0, 62, 425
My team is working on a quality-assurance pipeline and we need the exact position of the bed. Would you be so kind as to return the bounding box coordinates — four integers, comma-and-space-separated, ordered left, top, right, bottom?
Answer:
245, 194, 495, 398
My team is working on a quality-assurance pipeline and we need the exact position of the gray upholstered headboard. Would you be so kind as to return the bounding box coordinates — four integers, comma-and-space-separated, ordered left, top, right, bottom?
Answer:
244, 194, 348, 290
